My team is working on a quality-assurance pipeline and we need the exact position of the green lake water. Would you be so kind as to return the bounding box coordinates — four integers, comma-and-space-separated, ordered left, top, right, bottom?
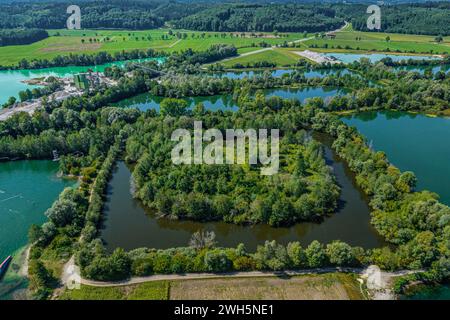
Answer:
113, 87, 347, 112
323, 53, 440, 64
342, 111, 450, 205
0, 161, 75, 259
0, 57, 164, 105
401, 284, 450, 300
395, 64, 450, 75
211, 68, 355, 79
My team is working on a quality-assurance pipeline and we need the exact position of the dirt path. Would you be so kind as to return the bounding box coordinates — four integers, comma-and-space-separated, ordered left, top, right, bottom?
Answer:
18, 246, 30, 277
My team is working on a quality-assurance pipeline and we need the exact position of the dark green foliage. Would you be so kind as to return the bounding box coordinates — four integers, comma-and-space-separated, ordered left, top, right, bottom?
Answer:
0, 28, 48, 46
128, 110, 340, 226
0, 0, 207, 30
351, 2, 450, 36
174, 4, 343, 33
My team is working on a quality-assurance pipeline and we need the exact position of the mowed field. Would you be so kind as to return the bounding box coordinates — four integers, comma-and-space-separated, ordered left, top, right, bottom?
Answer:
58, 273, 365, 300
303, 26, 450, 54
221, 48, 303, 68
0, 29, 306, 66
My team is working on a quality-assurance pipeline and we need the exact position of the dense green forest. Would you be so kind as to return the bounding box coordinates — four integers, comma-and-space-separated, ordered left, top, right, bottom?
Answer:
172, 4, 343, 32
0, 1, 448, 35
0, 0, 207, 29
351, 2, 450, 36
0, 28, 48, 46
127, 107, 340, 226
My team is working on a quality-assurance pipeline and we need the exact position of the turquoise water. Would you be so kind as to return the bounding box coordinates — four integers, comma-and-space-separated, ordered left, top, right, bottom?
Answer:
401, 284, 450, 300
395, 64, 450, 75
0, 161, 75, 259
211, 69, 295, 79
342, 111, 450, 205
324, 53, 440, 64
114, 87, 347, 112
211, 68, 355, 79
0, 57, 164, 105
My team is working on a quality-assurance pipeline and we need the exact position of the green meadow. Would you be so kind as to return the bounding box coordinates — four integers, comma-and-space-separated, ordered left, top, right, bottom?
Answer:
58, 282, 170, 300
221, 48, 302, 68
0, 29, 305, 66
304, 26, 450, 55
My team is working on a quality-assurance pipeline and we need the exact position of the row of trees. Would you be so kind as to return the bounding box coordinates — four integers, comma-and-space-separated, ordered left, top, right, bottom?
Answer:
8, 49, 162, 70
78, 238, 362, 281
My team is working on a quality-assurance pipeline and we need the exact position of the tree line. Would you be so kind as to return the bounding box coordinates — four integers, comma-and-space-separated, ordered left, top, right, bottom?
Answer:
0, 0, 207, 30
0, 28, 48, 46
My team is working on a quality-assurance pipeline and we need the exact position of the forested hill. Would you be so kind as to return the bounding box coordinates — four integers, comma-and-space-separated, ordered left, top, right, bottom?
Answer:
0, 0, 209, 29
350, 2, 450, 36
172, 4, 343, 32
0, 0, 448, 35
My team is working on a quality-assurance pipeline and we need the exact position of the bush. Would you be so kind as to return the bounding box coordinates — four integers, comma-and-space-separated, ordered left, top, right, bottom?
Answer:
204, 250, 232, 272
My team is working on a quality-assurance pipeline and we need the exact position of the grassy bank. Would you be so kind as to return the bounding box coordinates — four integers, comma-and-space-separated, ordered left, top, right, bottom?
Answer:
304, 27, 450, 55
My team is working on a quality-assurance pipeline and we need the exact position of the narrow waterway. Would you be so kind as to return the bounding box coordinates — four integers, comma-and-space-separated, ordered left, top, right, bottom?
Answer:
101, 134, 384, 252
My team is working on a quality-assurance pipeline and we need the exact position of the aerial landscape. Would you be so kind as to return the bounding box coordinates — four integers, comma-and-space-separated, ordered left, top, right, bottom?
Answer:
0, 0, 449, 308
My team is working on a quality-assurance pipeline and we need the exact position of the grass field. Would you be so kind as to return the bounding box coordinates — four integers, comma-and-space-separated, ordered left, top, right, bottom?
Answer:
170, 274, 364, 300
303, 26, 450, 55
58, 273, 365, 300
0, 29, 306, 66
58, 282, 170, 300
221, 48, 303, 68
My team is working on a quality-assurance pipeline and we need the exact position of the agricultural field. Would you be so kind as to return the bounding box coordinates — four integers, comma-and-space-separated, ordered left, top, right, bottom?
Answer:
58, 274, 365, 300
303, 26, 450, 55
221, 48, 303, 68
0, 29, 306, 66
170, 274, 364, 300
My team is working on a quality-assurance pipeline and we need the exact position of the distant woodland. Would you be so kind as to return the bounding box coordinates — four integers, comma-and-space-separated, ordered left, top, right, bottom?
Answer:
0, 1, 448, 35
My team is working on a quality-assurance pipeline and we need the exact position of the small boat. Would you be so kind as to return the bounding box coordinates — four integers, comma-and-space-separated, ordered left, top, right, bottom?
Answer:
0, 256, 12, 279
